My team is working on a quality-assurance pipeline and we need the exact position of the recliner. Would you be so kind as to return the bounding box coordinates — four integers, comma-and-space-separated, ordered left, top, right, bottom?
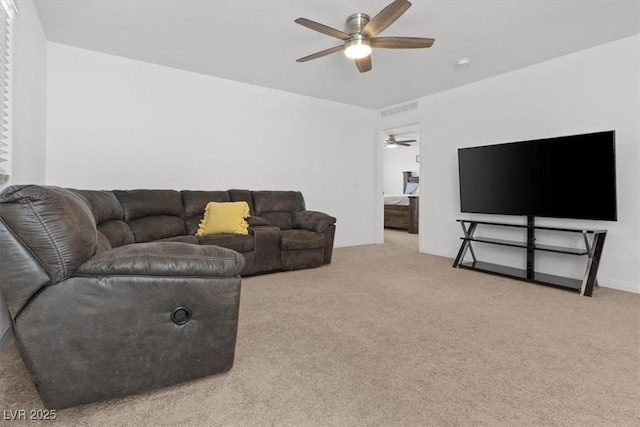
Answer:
0, 185, 244, 409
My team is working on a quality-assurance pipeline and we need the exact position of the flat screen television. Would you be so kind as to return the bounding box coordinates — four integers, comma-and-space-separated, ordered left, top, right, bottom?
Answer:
457, 130, 617, 221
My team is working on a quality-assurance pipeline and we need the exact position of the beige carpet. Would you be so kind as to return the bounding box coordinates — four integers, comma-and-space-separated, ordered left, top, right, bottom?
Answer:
1, 230, 639, 426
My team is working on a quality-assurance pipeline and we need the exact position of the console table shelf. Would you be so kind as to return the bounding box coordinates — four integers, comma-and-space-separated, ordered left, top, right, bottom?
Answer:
457, 261, 584, 291
460, 237, 590, 255
453, 218, 607, 297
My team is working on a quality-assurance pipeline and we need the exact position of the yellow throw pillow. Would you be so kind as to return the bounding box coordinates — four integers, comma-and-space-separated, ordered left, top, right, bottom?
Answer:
196, 201, 250, 236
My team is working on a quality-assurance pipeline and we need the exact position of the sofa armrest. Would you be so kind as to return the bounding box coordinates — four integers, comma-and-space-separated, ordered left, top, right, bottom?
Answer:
247, 216, 270, 227
76, 242, 245, 277
294, 210, 337, 233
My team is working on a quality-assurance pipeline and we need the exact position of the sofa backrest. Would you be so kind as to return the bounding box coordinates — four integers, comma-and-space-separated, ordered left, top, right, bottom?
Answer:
251, 191, 306, 230
228, 189, 254, 213
114, 190, 186, 242
0, 185, 97, 318
74, 189, 134, 249
181, 190, 232, 235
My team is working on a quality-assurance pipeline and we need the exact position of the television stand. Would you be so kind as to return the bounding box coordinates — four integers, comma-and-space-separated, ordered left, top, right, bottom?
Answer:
452, 217, 607, 297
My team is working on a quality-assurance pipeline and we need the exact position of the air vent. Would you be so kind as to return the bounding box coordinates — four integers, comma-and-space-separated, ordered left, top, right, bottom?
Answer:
380, 101, 418, 117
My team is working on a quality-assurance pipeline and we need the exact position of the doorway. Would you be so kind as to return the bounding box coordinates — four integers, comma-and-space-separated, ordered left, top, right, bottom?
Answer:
381, 123, 420, 249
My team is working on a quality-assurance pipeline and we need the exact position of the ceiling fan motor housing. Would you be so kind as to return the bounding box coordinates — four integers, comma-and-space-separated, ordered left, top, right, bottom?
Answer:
344, 13, 372, 59
346, 13, 370, 34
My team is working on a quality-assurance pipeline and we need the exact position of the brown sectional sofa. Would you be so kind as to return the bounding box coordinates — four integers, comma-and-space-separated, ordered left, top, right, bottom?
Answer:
76, 187, 336, 275
0, 185, 336, 409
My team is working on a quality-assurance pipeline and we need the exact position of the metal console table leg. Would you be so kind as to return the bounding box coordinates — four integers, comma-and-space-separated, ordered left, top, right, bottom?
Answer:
453, 221, 477, 267
580, 231, 606, 297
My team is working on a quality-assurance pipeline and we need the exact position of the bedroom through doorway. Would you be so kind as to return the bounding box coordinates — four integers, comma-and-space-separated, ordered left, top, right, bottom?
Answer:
381, 123, 420, 250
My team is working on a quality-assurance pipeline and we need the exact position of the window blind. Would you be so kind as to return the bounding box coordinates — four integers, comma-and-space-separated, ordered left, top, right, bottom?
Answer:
0, 0, 15, 186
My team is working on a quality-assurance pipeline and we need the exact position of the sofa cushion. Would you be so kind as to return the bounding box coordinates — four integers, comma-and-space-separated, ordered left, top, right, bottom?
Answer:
252, 191, 305, 230
159, 235, 199, 244
197, 202, 249, 236
77, 242, 245, 277
197, 234, 255, 253
127, 216, 187, 243
74, 190, 136, 248
182, 191, 232, 235
252, 191, 306, 213
96, 231, 112, 253
114, 190, 184, 221
114, 190, 186, 242
228, 189, 254, 214
279, 229, 324, 251
182, 191, 232, 217
259, 212, 292, 230
97, 220, 135, 248
74, 190, 124, 225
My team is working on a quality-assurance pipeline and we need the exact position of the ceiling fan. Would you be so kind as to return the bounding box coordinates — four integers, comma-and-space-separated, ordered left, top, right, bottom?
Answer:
385, 135, 416, 147
295, 0, 435, 73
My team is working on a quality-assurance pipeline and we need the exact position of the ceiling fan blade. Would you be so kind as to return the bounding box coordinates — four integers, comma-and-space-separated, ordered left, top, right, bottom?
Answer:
397, 142, 413, 146
355, 56, 372, 73
370, 37, 435, 49
296, 45, 345, 63
295, 18, 351, 41
361, 0, 412, 38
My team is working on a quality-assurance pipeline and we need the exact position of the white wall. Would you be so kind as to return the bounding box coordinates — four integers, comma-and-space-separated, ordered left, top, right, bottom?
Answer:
11, 0, 46, 184
40, 34, 640, 291
382, 35, 639, 293
46, 43, 378, 248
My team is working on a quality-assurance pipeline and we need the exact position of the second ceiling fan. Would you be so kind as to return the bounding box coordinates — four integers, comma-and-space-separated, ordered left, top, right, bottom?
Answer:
295, 0, 435, 73
385, 135, 416, 147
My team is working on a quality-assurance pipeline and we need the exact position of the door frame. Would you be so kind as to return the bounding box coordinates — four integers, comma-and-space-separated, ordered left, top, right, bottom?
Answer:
377, 122, 421, 244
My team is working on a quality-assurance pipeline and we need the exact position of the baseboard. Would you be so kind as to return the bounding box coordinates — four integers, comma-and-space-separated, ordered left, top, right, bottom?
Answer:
419, 246, 454, 259
532, 269, 639, 294
334, 238, 377, 248
595, 278, 640, 294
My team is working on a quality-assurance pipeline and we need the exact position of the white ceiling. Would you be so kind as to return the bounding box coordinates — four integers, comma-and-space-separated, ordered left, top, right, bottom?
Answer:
32, 0, 640, 110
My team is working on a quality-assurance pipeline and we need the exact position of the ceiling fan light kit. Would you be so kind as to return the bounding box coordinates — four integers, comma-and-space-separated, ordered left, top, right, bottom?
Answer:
344, 36, 372, 59
295, 0, 434, 73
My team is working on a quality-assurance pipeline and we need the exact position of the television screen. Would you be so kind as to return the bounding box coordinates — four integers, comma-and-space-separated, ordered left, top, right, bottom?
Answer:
457, 131, 617, 221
